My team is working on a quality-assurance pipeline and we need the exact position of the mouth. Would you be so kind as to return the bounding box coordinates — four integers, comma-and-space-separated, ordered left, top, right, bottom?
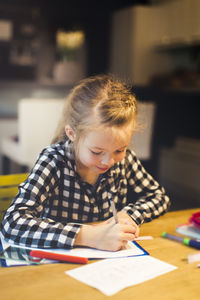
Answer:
96, 166, 109, 172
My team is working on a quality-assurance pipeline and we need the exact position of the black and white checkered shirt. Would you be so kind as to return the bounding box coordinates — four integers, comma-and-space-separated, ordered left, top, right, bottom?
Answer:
1, 140, 170, 249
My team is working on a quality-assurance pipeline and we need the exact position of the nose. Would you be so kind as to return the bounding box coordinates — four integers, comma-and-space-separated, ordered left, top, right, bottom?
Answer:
101, 153, 114, 166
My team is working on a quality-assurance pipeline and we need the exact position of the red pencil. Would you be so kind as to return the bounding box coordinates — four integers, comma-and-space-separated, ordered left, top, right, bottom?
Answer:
30, 250, 88, 264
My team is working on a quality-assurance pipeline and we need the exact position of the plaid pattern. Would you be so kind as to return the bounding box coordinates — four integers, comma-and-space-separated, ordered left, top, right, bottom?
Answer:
1, 140, 170, 249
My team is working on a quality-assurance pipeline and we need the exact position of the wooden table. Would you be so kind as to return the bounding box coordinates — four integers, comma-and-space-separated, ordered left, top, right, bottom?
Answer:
1, 208, 200, 300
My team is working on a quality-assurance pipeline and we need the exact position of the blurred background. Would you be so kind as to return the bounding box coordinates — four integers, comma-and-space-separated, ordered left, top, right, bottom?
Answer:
0, 0, 199, 210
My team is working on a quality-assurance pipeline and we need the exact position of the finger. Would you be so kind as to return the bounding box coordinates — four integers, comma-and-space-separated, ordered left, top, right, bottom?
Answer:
121, 224, 138, 234
121, 240, 128, 250
134, 226, 140, 238
121, 232, 136, 241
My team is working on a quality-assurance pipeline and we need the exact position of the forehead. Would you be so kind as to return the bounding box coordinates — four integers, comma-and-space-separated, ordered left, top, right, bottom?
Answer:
83, 123, 133, 148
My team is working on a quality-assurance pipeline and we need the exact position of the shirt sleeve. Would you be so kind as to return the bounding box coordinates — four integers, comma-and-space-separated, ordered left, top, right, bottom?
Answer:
123, 150, 171, 225
1, 150, 81, 249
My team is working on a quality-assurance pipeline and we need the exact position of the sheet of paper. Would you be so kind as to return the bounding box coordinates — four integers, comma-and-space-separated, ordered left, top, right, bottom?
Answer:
66, 256, 177, 296
135, 235, 153, 240
187, 252, 200, 264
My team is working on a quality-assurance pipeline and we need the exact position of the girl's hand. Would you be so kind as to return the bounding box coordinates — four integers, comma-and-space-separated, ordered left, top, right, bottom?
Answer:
74, 220, 138, 251
104, 210, 140, 238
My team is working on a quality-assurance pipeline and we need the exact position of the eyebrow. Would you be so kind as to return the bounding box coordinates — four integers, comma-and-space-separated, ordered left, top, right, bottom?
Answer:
91, 145, 128, 151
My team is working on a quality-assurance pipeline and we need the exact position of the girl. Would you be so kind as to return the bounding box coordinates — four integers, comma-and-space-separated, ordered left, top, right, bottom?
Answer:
1, 75, 170, 251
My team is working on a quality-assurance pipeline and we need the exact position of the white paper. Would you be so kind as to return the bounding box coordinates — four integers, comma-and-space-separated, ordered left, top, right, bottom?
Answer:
66, 256, 177, 296
134, 235, 153, 240
187, 252, 200, 264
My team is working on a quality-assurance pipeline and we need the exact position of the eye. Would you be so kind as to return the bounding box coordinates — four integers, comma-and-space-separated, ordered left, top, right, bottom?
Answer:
116, 148, 126, 154
90, 150, 102, 156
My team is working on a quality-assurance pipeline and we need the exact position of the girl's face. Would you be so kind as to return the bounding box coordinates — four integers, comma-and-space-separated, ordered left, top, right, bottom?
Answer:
76, 122, 133, 175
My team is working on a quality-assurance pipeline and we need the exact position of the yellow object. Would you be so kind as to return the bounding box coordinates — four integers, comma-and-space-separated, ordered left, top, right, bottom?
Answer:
56, 30, 85, 50
0, 173, 28, 221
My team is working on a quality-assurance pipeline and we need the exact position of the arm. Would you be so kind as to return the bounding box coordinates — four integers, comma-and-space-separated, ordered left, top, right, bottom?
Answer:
122, 150, 171, 225
1, 150, 81, 249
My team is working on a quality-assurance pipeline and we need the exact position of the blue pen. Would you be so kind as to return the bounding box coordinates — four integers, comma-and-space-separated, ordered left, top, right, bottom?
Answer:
161, 232, 200, 250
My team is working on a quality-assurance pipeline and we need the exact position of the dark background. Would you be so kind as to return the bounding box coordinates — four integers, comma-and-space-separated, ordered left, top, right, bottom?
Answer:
0, 0, 149, 79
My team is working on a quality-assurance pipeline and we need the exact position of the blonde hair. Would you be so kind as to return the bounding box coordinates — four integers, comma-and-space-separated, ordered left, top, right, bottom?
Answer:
52, 74, 137, 145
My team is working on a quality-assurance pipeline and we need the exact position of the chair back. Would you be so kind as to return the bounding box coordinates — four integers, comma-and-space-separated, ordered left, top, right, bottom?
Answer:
0, 173, 28, 221
18, 98, 65, 167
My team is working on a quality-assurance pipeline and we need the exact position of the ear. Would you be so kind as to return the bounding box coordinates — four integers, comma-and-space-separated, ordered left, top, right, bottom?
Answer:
65, 125, 76, 142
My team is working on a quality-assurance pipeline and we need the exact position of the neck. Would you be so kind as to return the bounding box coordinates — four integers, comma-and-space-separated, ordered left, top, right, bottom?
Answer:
76, 160, 99, 185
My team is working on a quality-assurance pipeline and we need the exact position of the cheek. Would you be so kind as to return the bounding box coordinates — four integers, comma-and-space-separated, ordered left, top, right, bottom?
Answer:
89, 154, 101, 165
81, 152, 100, 165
